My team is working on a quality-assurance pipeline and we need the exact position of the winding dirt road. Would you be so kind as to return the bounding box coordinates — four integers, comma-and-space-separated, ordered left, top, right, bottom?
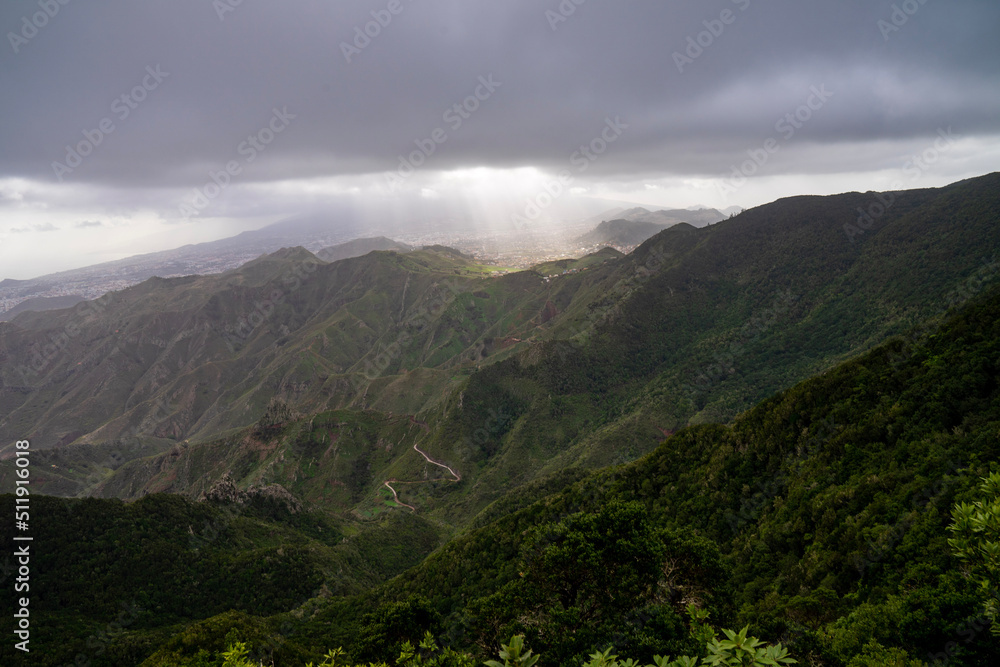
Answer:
413, 443, 461, 481
382, 480, 416, 512
381, 435, 460, 513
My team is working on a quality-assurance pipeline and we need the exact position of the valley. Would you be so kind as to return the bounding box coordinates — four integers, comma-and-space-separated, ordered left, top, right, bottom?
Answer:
1, 174, 999, 666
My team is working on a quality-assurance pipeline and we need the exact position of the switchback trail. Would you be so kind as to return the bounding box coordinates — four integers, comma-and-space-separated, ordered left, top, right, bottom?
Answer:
413, 442, 461, 481
383, 480, 416, 512
379, 424, 461, 512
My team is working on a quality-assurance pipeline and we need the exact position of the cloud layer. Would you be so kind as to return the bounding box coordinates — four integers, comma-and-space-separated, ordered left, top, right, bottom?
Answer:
1, 0, 998, 277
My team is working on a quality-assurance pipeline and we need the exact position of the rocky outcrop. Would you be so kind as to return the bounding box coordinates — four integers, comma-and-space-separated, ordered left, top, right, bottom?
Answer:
203, 473, 303, 514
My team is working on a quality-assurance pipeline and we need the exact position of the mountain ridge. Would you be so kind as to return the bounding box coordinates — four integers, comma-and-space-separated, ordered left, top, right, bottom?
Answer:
316, 237, 414, 263
2, 175, 997, 509
17, 173, 994, 518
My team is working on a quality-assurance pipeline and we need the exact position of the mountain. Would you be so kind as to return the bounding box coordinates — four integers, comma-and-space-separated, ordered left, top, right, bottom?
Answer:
574, 206, 724, 246
6, 262, 1000, 665
583, 206, 726, 228
0, 203, 710, 318
325, 282, 1000, 666
580, 206, 725, 233
316, 237, 414, 263
1, 174, 999, 666
619, 206, 725, 227
2, 174, 998, 504
0, 245, 558, 468
574, 218, 696, 247
16, 174, 996, 506
0, 294, 85, 322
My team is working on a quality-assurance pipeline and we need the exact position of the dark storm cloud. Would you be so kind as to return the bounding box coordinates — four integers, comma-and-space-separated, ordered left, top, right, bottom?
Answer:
1, 0, 998, 188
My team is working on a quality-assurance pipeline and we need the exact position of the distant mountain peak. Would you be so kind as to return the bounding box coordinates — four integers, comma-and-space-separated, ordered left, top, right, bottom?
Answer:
584, 206, 725, 232
618, 206, 652, 216
316, 237, 413, 264
419, 245, 474, 260
243, 246, 321, 267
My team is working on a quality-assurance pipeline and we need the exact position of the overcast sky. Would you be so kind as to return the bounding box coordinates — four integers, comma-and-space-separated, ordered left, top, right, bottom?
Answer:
1, 0, 998, 279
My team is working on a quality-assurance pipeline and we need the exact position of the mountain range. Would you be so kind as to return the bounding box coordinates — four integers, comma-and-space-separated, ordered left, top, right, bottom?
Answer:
0, 173, 998, 666
0, 199, 721, 320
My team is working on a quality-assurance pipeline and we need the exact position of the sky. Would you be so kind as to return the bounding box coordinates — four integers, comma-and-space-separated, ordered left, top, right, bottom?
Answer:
1, 0, 999, 279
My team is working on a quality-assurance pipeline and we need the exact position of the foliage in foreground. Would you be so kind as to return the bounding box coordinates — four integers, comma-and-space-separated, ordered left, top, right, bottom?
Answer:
214, 626, 796, 667
949, 471, 1000, 633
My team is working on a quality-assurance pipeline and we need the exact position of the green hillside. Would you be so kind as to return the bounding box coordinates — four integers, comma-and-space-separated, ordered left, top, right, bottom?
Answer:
4, 273, 999, 666
316, 237, 414, 263
574, 219, 679, 247
0, 246, 571, 491
3, 178, 998, 495
293, 282, 1000, 666
531, 248, 625, 276
4, 175, 997, 512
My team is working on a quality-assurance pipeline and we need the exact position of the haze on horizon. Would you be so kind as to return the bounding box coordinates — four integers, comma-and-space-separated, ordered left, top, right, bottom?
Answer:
1, 0, 999, 280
